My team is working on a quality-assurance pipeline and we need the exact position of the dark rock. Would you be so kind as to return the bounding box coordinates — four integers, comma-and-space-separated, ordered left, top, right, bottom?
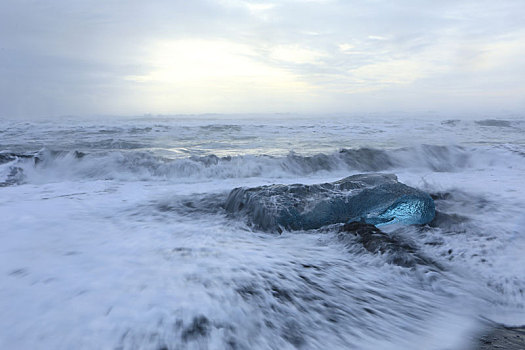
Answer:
225, 173, 435, 232
339, 222, 442, 269
476, 324, 525, 350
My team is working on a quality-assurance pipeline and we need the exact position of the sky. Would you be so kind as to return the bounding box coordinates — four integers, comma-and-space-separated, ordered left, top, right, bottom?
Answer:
1, 0, 525, 118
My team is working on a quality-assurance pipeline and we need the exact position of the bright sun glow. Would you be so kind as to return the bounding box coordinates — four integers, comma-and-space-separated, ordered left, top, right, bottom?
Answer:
124, 39, 315, 113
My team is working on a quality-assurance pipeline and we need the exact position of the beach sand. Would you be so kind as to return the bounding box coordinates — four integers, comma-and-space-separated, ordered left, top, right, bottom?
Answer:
477, 325, 525, 350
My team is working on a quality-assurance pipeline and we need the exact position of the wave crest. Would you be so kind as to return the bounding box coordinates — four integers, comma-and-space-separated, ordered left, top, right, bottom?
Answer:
0, 144, 521, 184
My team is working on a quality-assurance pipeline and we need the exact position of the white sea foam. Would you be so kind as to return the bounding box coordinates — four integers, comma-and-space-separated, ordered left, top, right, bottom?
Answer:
0, 116, 524, 349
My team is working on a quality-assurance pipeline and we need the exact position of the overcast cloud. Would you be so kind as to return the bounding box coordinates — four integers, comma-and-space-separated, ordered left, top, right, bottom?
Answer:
1, 0, 524, 118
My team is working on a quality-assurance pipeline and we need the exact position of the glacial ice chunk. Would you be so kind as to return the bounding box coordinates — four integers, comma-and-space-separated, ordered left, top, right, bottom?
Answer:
225, 173, 435, 231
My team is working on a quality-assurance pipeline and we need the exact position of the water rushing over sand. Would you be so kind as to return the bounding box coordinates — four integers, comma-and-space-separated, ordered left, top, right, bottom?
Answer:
1, 116, 524, 349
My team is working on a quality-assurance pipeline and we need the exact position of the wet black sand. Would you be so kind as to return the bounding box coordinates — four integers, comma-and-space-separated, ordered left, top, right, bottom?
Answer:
477, 325, 525, 350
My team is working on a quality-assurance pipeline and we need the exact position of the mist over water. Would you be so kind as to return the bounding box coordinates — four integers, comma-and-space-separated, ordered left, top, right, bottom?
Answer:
1, 116, 524, 349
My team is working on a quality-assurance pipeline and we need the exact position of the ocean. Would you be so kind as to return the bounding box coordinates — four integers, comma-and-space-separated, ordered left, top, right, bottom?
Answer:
1, 115, 524, 349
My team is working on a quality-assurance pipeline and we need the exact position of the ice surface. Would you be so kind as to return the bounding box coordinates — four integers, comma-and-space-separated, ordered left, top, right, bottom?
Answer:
225, 173, 435, 231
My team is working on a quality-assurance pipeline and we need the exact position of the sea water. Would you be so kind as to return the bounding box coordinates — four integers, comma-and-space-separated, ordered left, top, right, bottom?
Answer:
1, 115, 524, 349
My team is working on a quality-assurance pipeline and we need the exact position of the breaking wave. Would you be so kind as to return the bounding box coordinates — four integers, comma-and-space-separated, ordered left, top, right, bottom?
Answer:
1, 144, 524, 185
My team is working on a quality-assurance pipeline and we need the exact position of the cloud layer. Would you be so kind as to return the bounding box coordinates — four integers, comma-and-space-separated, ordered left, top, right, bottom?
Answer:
1, 0, 524, 117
